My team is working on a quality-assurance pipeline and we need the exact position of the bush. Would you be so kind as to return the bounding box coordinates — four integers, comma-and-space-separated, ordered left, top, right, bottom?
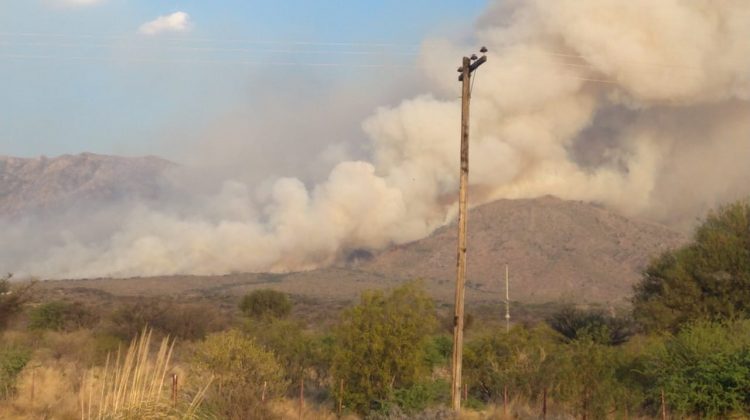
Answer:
634, 200, 750, 332
332, 281, 437, 414
28, 301, 96, 331
239, 289, 292, 320
192, 329, 286, 419
392, 379, 450, 414
243, 319, 328, 387
106, 299, 229, 341
0, 275, 34, 330
546, 306, 634, 345
464, 325, 553, 403
0, 345, 31, 399
644, 321, 750, 417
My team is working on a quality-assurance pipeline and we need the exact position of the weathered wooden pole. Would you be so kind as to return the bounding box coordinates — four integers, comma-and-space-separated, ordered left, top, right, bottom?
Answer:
451, 49, 487, 414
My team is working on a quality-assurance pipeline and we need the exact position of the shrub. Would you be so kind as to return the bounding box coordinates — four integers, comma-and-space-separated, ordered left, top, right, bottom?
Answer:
192, 329, 286, 419
239, 289, 292, 320
633, 200, 750, 332
243, 319, 328, 387
28, 301, 96, 331
644, 321, 750, 417
546, 306, 634, 345
0, 345, 31, 399
464, 325, 553, 404
332, 281, 437, 414
106, 299, 229, 341
0, 275, 34, 330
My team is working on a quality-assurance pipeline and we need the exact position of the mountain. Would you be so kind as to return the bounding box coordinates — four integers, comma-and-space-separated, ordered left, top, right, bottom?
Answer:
0, 153, 173, 217
43, 196, 687, 308
358, 196, 687, 304
3, 153, 687, 305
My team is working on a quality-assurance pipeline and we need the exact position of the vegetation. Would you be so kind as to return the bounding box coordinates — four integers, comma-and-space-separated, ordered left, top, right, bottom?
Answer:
1, 200, 750, 418
0, 345, 31, 399
634, 200, 750, 331
192, 329, 286, 419
28, 300, 95, 331
239, 289, 292, 320
80, 328, 209, 420
0, 274, 34, 330
332, 281, 437, 414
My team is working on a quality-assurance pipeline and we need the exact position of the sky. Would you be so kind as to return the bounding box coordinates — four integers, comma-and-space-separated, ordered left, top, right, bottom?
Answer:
0, 0, 487, 160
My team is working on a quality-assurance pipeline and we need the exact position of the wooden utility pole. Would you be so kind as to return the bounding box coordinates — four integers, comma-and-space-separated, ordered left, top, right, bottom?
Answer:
451, 48, 487, 413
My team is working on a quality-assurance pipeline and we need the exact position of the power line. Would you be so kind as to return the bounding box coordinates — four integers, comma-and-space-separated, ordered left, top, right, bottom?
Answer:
0, 53, 625, 85
0, 31, 422, 50
0, 40, 418, 56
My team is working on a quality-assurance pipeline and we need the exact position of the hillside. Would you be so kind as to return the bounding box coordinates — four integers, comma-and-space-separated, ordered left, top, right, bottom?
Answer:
359, 196, 687, 304
0, 153, 173, 217
40, 196, 687, 307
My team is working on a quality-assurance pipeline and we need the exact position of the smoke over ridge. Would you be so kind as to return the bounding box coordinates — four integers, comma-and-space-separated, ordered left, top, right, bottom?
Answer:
9, 0, 750, 278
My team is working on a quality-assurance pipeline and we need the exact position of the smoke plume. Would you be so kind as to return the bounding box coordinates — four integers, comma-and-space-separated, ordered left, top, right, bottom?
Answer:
11, 0, 750, 278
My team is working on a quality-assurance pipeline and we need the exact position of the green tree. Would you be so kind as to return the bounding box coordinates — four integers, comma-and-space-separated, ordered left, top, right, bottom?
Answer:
239, 289, 292, 320
192, 329, 286, 419
332, 281, 437, 414
643, 321, 750, 418
633, 200, 750, 331
547, 306, 634, 346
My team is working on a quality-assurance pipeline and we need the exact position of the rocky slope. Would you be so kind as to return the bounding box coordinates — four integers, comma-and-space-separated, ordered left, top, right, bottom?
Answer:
0, 153, 173, 217
358, 196, 687, 303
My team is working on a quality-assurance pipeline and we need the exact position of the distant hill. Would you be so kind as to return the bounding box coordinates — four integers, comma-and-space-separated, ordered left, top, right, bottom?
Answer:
358, 196, 687, 304
41, 196, 688, 307
0, 153, 173, 217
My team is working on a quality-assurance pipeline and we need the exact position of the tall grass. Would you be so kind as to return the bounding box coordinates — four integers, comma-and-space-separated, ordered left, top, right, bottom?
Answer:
80, 327, 210, 419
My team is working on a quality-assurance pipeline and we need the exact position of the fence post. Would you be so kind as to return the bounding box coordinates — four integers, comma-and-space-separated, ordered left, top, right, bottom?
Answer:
661, 388, 667, 420
171, 374, 178, 407
503, 385, 508, 417
299, 378, 304, 419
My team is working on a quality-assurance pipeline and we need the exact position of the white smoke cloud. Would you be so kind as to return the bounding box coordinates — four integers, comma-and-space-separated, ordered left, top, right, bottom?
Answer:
138, 12, 192, 36
11, 0, 750, 278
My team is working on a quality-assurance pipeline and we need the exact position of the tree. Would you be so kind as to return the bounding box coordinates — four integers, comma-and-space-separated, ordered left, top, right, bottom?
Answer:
0, 274, 34, 331
644, 321, 750, 417
239, 289, 292, 320
192, 329, 286, 419
243, 318, 329, 387
464, 325, 553, 403
332, 282, 437, 414
546, 306, 634, 346
633, 200, 750, 331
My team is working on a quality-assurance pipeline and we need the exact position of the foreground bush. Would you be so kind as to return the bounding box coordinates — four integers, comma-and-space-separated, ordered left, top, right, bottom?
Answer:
0, 345, 30, 399
645, 321, 750, 418
192, 329, 286, 419
332, 281, 437, 414
634, 200, 750, 332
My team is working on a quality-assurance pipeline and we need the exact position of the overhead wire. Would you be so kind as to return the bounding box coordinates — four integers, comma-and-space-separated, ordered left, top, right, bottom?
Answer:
0, 32, 708, 86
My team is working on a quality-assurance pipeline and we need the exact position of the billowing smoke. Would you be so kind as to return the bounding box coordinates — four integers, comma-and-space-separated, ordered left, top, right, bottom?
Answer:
11, 0, 750, 278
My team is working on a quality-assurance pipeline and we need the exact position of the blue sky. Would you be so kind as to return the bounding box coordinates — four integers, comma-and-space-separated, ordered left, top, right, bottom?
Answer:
0, 0, 488, 160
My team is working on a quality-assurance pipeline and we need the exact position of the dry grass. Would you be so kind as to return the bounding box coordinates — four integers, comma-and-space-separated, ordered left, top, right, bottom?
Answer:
80, 327, 210, 419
